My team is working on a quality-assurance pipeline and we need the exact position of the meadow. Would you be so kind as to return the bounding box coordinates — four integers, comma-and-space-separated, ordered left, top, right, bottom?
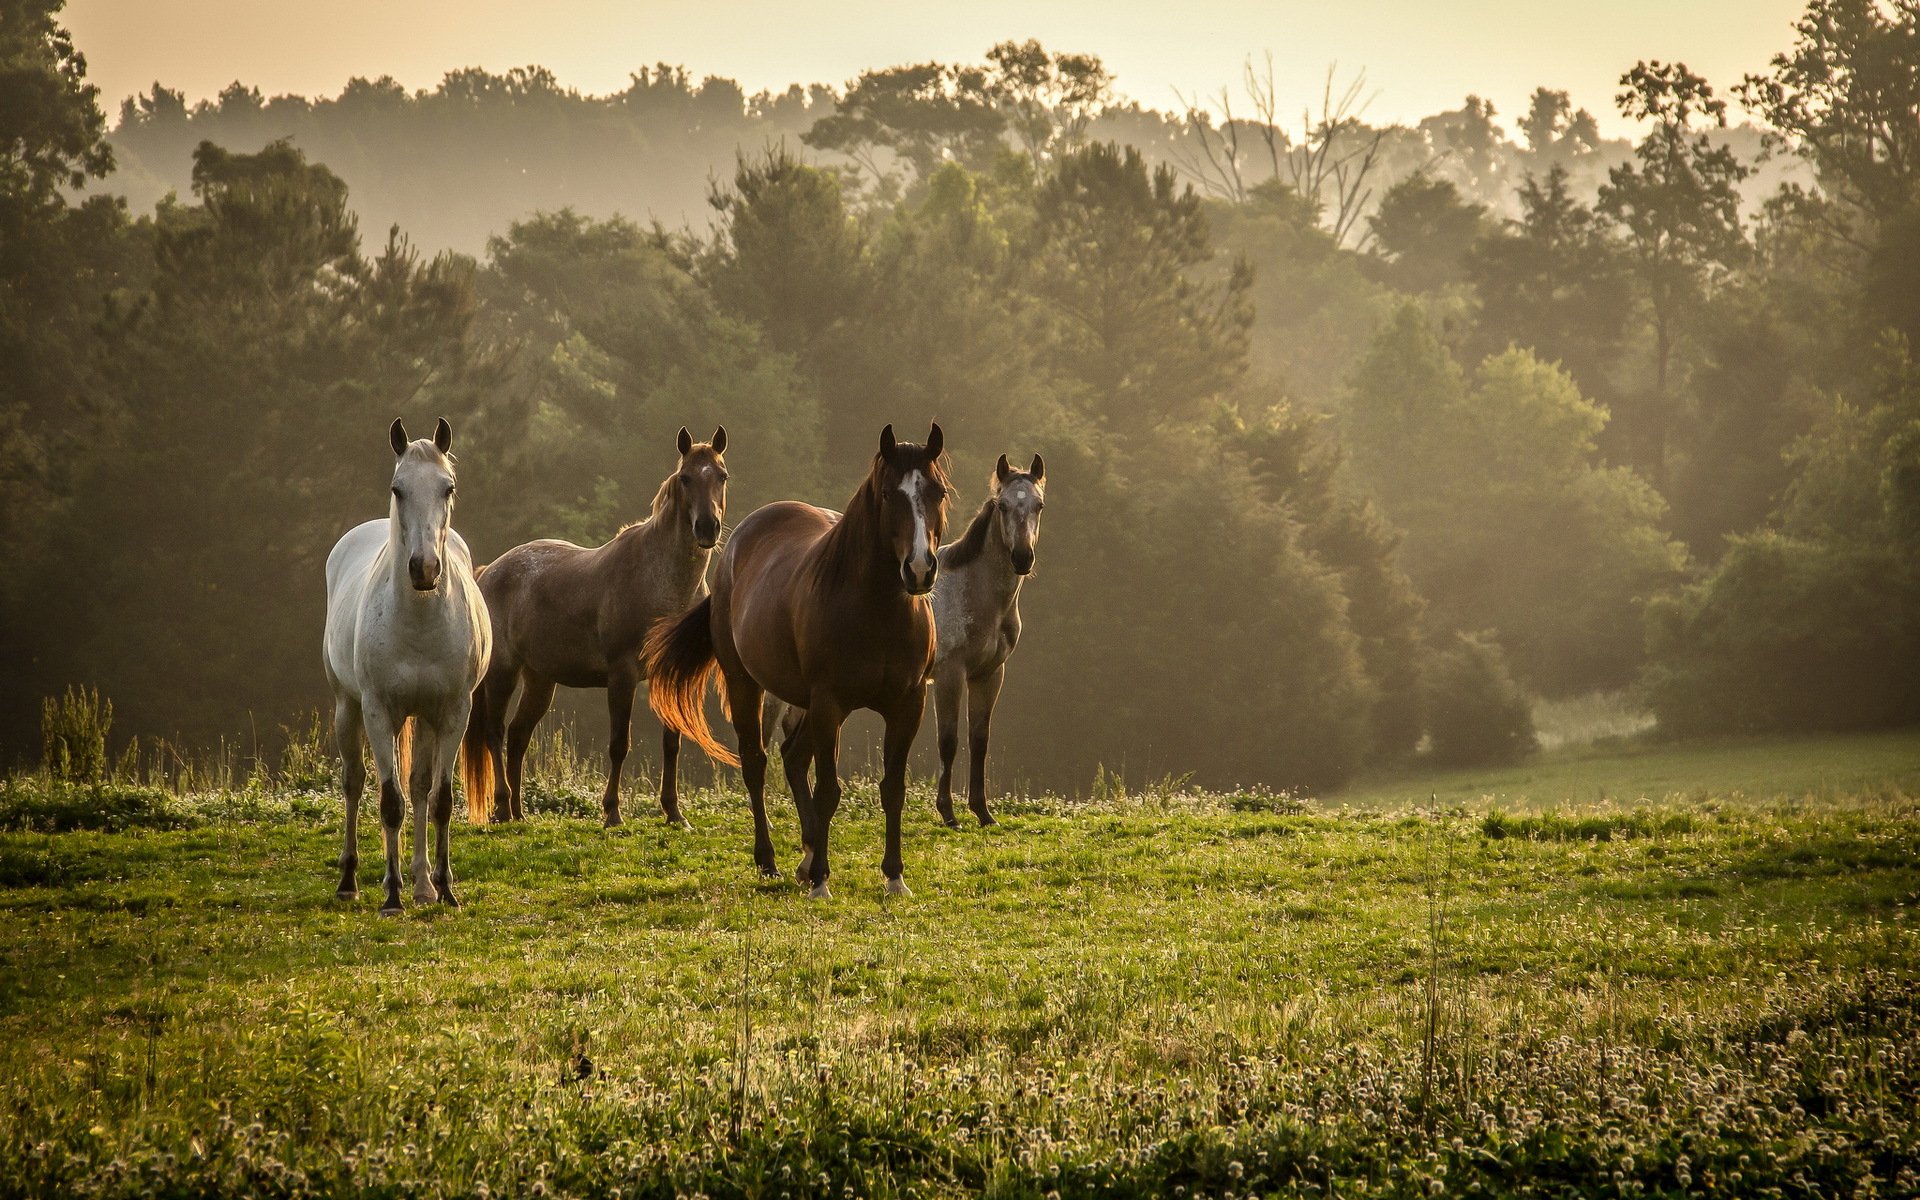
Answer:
1, 728, 1917, 1199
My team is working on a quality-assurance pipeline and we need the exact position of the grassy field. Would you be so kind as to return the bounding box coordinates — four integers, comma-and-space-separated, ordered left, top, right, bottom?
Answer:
1, 730, 1917, 1198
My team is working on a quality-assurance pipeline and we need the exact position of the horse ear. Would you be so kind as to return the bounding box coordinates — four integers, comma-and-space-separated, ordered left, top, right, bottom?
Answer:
677, 427, 693, 457
880, 423, 897, 459
711, 425, 727, 454
925, 422, 943, 458
995, 453, 1012, 484
433, 417, 453, 454
1029, 453, 1045, 482
389, 418, 408, 457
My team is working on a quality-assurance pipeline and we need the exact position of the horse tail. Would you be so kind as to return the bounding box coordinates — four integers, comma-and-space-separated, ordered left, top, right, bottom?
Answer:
643, 597, 739, 768
460, 679, 495, 825
394, 716, 416, 791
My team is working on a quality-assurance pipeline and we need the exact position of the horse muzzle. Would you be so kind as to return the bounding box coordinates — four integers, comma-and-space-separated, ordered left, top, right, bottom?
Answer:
901, 559, 938, 596
1011, 548, 1035, 576
693, 517, 720, 549
409, 554, 442, 591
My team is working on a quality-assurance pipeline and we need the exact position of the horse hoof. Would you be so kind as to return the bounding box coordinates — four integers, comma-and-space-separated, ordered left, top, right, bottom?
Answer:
603, 813, 623, 829
975, 813, 998, 828
808, 882, 832, 900
758, 865, 780, 880
940, 815, 960, 830
667, 815, 691, 831
885, 877, 911, 898
413, 889, 439, 905
335, 888, 358, 902
380, 901, 404, 917
438, 888, 460, 908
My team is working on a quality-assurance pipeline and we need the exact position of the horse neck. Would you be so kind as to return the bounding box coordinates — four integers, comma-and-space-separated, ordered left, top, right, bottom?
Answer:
965, 507, 1024, 611
816, 477, 902, 596
607, 501, 707, 593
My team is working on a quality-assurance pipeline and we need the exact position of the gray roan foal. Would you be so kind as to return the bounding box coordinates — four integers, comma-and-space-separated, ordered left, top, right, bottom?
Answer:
770, 452, 1044, 828
323, 418, 492, 914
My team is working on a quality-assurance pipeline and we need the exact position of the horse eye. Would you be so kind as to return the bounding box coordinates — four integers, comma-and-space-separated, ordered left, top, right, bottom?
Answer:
717, 471, 730, 483
679, 474, 692, 486
391, 486, 402, 498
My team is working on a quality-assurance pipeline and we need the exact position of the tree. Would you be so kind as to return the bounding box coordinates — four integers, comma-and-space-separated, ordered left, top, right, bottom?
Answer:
0, 0, 137, 604
1738, 0, 1920, 228
1365, 174, 1488, 293
11, 141, 495, 745
1028, 142, 1252, 441
1343, 306, 1688, 693
1598, 61, 1750, 488
1467, 166, 1632, 413
980, 40, 1112, 171
801, 62, 1004, 192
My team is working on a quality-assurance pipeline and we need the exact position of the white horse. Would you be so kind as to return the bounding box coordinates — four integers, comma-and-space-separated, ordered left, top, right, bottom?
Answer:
324, 418, 491, 914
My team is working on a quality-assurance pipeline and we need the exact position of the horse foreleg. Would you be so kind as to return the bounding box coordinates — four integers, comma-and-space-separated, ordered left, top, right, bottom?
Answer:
334, 694, 364, 900
504, 675, 556, 821
966, 664, 1005, 828
931, 664, 965, 828
409, 725, 439, 903
478, 666, 517, 823
724, 670, 774, 878
603, 665, 638, 828
431, 702, 466, 906
804, 701, 846, 899
361, 706, 407, 916
879, 692, 924, 897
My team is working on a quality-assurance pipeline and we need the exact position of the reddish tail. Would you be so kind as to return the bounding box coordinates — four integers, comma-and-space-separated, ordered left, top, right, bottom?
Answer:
643, 597, 738, 767
459, 679, 496, 824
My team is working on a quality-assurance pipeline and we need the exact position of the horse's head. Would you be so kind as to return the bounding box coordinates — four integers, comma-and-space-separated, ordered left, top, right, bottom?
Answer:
388, 417, 457, 592
876, 422, 950, 596
992, 453, 1046, 576
672, 425, 729, 550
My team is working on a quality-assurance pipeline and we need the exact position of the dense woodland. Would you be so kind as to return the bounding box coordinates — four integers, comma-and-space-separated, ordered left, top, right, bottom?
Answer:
3, 0, 1917, 790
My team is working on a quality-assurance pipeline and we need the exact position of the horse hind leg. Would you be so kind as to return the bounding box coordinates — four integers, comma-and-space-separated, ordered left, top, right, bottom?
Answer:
779, 709, 815, 885
722, 669, 775, 878
931, 665, 965, 828
504, 675, 556, 821
334, 694, 364, 900
966, 665, 1005, 827
409, 722, 440, 903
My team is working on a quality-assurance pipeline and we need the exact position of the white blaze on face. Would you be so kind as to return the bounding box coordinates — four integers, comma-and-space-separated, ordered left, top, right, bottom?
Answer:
900, 469, 934, 583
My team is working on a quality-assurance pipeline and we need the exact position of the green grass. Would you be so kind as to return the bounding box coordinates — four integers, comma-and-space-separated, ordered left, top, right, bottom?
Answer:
1, 730, 1918, 1198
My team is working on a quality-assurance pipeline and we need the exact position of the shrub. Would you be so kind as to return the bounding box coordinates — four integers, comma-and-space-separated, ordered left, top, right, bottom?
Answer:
1643, 532, 1920, 736
40, 686, 112, 782
1424, 631, 1538, 766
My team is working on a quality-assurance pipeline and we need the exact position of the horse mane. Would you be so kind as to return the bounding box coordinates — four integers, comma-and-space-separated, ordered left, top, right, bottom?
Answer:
940, 495, 998, 569
815, 448, 951, 584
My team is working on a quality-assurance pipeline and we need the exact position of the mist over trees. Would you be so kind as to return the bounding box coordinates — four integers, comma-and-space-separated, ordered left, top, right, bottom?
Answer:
5, 0, 1919, 788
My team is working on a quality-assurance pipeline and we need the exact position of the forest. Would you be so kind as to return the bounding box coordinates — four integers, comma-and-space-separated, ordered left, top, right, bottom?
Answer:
3, 0, 1918, 791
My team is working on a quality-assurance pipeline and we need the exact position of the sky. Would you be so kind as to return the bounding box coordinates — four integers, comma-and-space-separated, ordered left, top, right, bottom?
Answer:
66, 0, 1809, 137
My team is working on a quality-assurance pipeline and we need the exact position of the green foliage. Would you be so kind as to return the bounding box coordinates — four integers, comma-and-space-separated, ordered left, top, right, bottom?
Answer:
38, 685, 110, 783
0, 776, 184, 833
1644, 533, 1920, 736
1424, 631, 1539, 767
1344, 307, 1687, 693
1364, 174, 1488, 293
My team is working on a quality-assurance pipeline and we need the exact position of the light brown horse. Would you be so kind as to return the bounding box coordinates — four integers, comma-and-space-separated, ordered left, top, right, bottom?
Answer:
646, 423, 949, 898
459, 427, 727, 827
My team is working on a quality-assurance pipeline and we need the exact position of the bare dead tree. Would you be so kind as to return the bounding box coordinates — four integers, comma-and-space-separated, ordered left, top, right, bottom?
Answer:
1170, 86, 1249, 202
1284, 65, 1387, 248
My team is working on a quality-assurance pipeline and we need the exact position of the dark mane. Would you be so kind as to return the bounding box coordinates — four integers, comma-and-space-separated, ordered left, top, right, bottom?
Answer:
940, 496, 997, 568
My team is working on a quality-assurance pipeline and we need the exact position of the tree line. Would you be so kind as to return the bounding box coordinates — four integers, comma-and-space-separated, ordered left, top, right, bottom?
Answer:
3, 0, 1916, 789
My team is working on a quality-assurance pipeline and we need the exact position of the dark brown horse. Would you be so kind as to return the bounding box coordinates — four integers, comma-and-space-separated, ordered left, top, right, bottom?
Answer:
645, 423, 949, 897
460, 427, 727, 827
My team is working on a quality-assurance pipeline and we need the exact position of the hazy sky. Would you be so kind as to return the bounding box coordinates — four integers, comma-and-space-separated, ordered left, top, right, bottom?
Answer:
67, 0, 1808, 137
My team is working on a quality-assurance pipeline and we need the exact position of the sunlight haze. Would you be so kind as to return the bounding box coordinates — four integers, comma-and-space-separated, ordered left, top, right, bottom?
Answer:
68, 0, 1807, 135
